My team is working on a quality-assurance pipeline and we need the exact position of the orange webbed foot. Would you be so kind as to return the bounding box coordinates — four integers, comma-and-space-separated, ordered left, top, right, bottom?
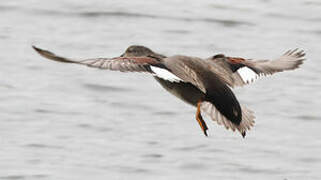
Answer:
196, 101, 208, 136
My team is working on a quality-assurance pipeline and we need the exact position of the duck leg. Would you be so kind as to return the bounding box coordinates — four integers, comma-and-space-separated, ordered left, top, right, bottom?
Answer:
196, 101, 208, 136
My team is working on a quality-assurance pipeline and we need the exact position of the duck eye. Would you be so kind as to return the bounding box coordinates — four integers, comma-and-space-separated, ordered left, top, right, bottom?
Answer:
127, 48, 133, 52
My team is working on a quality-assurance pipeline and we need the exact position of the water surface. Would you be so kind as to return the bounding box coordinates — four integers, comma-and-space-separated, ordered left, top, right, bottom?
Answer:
0, 0, 321, 179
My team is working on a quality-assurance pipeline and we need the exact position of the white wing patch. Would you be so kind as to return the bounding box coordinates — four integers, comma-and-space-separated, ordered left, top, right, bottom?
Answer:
150, 66, 182, 82
237, 67, 259, 84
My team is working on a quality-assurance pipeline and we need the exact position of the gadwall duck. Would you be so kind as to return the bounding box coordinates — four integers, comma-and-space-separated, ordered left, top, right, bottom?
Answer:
32, 45, 305, 137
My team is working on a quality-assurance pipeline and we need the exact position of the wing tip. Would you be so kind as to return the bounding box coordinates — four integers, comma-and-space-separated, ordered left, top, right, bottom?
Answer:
278, 48, 306, 71
32, 45, 52, 57
32, 45, 44, 54
284, 48, 306, 59
32, 45, 75, 63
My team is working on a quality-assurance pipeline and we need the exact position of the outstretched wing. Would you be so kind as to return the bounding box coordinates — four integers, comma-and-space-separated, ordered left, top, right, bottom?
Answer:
32, 46, 163, 73
229, 49, 305, 85
238, 48, 305, 73
208, 49, 306, 87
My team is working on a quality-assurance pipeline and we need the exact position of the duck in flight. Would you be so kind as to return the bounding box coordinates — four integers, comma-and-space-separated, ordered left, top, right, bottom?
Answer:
32, 45, 305, 137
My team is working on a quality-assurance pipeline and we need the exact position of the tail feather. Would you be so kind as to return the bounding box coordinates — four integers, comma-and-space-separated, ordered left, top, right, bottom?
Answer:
201, 101, 255, 137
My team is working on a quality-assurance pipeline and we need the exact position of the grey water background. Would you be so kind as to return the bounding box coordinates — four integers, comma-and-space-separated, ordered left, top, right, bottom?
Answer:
1, 0, 321, 179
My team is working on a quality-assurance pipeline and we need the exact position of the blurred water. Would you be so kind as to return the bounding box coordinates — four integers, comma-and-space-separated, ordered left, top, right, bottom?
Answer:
1, 0, 321, 179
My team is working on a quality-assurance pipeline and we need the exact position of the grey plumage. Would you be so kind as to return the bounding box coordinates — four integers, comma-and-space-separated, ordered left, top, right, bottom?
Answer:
32, 45, 305, 137
206, 49, 305, 87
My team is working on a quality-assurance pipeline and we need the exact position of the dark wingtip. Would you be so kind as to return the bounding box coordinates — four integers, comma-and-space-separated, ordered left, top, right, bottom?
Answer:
32, 45, 75, 63
32, 45, 52, 56
32, 45, 42, 53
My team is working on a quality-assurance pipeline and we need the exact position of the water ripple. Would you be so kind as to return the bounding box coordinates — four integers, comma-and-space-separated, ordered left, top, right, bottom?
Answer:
0, 174, 48, 180
23, 143, 63, 149
179, 162, 209, 170
294, 115, 320, 121
79, 11, 157, 18
0, 175, 24, 180
110, 102, 154, 111
0, 5, 19, 12
237, 166, 283, 174
298, 157, 321, 163
209, 4, 255, 12
152, 111, 177, 116
0, 35, 9, 40
266, 12, 321, 22
142, 153, 163, 159
163, 29, 191, 34
28, 8, 253, 27
34, 108, 82, 115
77, 123, 113, 132
112, 166, 152, 174
304, 1, 321, 5
83, 83, 131, 92
173, 144, 208, 151
81, 11, 253, 27
78, 11, 253, 26
0, 83, 14, 89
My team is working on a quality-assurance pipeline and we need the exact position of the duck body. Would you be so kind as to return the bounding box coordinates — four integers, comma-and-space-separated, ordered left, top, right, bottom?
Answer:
160, 55, 242, 125
154, 77, 204, 106
33, 45, 305, 137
